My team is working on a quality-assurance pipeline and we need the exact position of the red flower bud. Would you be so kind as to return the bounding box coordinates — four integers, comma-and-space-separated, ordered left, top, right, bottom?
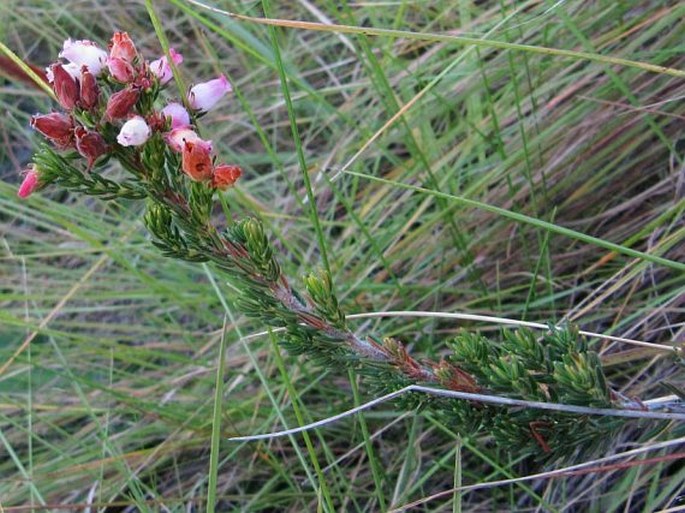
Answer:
50, 63, 79, 110
75, 126, 108, 169
30, 112, 74, 149
79, 67, 99, 110
105, 87, 139, 120
109, 32, 138, 63
181, 140, 214, 181
17, 166, 41, 199
107, 57, 136, 83
212, 164, 242, 190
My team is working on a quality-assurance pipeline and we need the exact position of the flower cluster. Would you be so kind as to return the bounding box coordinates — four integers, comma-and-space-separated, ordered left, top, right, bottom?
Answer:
18, 32, 239, 198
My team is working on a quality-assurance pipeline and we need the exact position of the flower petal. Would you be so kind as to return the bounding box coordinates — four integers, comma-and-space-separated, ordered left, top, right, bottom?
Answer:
75, 127, 109, 169
107, 57, 137, 83
181, 140, 214, 181
105, 87, 140, 120
109, 32, 138, 62
212, 164, 242, 190
161, 102, 190, 129
59, 38, 108, 75
50, 63, 80, 110
149, 48, 183, 85
187, 74, 232, 112
17, 167, 41, 199
117, 116, 151, 147
165, 127, 212, 153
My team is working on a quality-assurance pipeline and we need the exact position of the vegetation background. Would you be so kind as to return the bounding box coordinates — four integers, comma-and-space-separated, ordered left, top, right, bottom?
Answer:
1, 0, 683, 511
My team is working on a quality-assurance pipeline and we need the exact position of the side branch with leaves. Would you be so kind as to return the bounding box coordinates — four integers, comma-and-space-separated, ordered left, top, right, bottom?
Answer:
16, 32, 681, 462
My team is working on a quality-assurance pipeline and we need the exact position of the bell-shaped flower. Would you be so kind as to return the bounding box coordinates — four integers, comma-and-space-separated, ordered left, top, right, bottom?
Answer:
181, 140, 214, 181
161, 102, 190, 129
79, 67, 99, 110
108, 57, 136, 83
165, 127, 212, 154
187, 75, 232, 112
50, 63, 79, 110
149, 48, 183, 85
75, 127, 108, 169
212, 164, 242, 190
17, 166, 41, 199
30, 112, 74, 149
59, 38, 108, 75
117, 116, 151, 147
105, 86, 140, 120
109, 32, 138, 63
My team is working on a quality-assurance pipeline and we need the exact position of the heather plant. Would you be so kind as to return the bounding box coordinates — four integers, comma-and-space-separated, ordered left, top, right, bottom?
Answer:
14, 31, 684, 465
3, 2, 685, 511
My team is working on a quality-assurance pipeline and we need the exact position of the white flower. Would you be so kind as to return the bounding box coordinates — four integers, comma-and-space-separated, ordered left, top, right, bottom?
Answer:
187, 75, 232, 112
59, 38, 108, 75
116, 116, 151, 147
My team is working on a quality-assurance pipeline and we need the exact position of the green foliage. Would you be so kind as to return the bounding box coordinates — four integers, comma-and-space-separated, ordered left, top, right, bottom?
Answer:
447, 326, 619, 460
553, 351, 611, 407
452, 326, 611, 405
144, 201, 207, 262
34, 145, 145, 200
237, 218, 282, 283
304, 270, 346, 330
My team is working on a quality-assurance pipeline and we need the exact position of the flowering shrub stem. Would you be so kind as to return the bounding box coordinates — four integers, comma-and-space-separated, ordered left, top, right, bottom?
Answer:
15, 31, 680, 462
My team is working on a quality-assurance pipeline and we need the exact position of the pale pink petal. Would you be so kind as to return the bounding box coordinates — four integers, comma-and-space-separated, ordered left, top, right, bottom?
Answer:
59, 38, 108, 75
149, 48, 183, 85
107, 57, 136, 83
161, 102, 190, 129
187, 74, 232, 112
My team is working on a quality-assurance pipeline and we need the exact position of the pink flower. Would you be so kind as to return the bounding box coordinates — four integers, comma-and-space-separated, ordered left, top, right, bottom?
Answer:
17, 166, 41, 199
165, 127, 212, 153
107, 57, 136, 83
59, 38, 108, 75
109, 32, 138, 63
149, 48, 183, 85
117, 116, 151, 147
161, 102, 190, 129
187, 75, 232, 112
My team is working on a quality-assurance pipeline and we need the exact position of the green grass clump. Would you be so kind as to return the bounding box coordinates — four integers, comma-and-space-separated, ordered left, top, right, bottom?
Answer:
1, 1, 683, 511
